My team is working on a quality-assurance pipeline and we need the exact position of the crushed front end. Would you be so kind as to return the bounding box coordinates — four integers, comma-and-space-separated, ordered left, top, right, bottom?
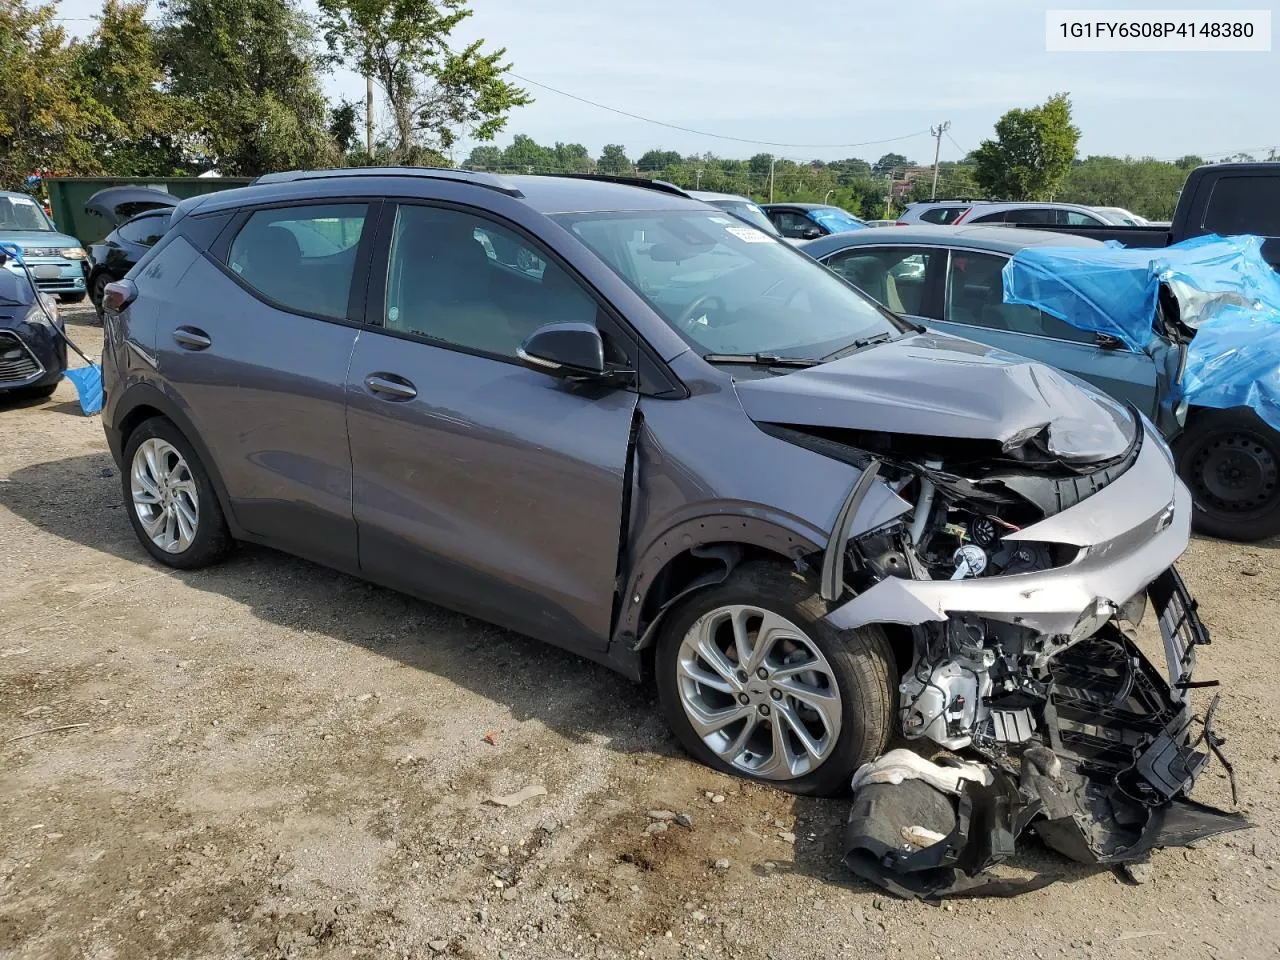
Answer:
813, 408, 1247, 898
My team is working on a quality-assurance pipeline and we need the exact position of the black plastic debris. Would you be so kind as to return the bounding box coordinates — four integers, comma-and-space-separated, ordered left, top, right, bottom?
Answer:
844, 570, 1250, 901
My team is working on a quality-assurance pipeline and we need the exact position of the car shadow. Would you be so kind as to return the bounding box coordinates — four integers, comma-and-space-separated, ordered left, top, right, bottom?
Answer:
0, 450, 1151, 901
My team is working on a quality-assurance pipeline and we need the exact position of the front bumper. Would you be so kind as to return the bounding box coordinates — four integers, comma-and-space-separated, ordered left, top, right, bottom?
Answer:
825, 422, 1189, 638
0, 317, 65, 391
4, 258, 87, 296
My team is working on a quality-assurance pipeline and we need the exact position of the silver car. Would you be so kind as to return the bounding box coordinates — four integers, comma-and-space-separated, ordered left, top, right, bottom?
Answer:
899, 199, 1112, 228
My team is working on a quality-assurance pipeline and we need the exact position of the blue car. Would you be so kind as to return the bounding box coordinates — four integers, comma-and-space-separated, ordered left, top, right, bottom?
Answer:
803, 224, 1280, 541
0, 191, 89, 303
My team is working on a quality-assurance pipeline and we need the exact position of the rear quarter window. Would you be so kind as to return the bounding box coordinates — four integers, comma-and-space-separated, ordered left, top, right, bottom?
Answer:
919, 206, 968, 225
1202, 176, 1280, 238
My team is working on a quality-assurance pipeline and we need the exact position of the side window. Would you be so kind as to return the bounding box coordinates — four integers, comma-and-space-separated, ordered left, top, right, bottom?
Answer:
968, 210, 1006, 224
1063, 209, 1103, 226
773, 211, 817, 238
944, 251, 1093, 343
1202, 176, 1280, 237
117, 214, 169, 246
384, 205, 598, 360
826, 247, 937, 317
227, 203, 367, 319
919, 206, 967, 225
1004, 208, 1056, 225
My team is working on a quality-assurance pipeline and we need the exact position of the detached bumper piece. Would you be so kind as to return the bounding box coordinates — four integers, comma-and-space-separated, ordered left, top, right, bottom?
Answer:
844, 567, 1250, 901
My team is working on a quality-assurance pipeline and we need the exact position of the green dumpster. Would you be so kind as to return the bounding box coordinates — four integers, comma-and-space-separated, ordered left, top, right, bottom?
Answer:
46, 176, 253, 246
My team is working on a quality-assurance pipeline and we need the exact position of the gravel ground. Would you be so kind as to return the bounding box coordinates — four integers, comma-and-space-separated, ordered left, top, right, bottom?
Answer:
2, 307, 1278, 960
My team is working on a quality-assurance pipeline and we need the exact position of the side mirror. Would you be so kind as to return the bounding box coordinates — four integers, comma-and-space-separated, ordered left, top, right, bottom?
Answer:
518, 322, 607, 378
801, 225, 824, 240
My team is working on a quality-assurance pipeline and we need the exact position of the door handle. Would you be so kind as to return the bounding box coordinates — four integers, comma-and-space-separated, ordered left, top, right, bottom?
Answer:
364, 373, 417, 401
173, 326, 212, 350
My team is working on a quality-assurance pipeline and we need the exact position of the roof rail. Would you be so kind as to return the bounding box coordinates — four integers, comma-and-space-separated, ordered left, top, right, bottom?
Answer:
547, 173, 691, 198
250, 166, 524, 198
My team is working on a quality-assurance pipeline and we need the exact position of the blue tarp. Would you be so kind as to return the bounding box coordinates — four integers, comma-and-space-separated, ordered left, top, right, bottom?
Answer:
1003, 234, 1280, 432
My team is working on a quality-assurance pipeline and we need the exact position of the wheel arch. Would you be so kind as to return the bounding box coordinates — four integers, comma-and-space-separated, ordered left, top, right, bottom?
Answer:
113, 383, 243, 538
613, 514, 824, 675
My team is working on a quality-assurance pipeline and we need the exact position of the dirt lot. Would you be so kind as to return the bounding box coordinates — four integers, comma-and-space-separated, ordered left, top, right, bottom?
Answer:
2, 307, 1278, 960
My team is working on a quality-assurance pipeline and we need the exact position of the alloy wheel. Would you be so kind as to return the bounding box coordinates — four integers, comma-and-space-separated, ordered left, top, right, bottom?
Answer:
130, 437, 199, 553
675, 604, 842, 781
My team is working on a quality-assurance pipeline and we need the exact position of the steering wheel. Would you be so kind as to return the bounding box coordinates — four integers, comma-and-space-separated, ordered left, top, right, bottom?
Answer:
675, 294, 728, 331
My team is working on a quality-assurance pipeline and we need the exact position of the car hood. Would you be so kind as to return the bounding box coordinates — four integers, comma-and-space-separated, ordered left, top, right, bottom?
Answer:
732, 331, 1135, 462
0, 230, 80, 249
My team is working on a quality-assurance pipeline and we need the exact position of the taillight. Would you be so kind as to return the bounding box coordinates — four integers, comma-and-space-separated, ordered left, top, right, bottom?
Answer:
895, 221, 908, 226
102, 279, 137, 314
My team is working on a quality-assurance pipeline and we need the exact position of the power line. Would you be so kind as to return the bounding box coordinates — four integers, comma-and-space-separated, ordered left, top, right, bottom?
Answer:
503, 70, 932, 151
946, 132, 970, 157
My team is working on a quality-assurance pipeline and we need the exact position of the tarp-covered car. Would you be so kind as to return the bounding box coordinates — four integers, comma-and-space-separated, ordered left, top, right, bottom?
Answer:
1005, 233, 1280, 542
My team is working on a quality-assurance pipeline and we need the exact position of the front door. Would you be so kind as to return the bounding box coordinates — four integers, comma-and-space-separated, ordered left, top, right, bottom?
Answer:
154, 201, 373, 570
346, 202, 639, 650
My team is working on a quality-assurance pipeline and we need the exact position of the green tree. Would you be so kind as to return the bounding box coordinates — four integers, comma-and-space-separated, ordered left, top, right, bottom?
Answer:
0, 0, 100, 187
316, 0, 530, 165
872, 152, 911, 176
636, 149, 681, 172
501, 133, 555, 172
597, 144, 631, 175
329, 98, 362, 155
462, 144, 502, 170
159, 0, 336, 175
553, 141, 592, 173
972, 92, 1080, 200
76, 0, 189, 176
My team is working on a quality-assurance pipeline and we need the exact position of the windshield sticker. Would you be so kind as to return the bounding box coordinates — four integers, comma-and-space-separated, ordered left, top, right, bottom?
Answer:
10, 196, 36, 206
725, 224, 773, 243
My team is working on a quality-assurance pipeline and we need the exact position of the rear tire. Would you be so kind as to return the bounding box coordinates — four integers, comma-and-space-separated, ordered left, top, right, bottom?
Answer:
1175, 408, 1280, 542
655, 561, 896, 797
90, 273, 110, 319
122, 417, 233, 568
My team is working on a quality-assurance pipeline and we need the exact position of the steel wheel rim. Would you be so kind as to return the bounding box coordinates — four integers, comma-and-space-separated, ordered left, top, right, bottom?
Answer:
676, 604, 842, 780
130, 438, 199, 553
1189, 429, 1279, 517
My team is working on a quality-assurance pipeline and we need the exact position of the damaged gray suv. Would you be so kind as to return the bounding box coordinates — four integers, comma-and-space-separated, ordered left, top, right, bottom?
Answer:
100, 171, 1230, 861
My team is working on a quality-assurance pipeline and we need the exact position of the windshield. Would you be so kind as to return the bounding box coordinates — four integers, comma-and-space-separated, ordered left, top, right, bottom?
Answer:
555, 210, 908, 358
709, 199, 778, 235
809, 207, 865, 234
0, 195, 54, 232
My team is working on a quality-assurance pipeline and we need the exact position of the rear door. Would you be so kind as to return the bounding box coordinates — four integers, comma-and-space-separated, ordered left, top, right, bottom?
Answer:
345, 201, 639, 650
927, 249, 1160, 416
154, 199, 375, 570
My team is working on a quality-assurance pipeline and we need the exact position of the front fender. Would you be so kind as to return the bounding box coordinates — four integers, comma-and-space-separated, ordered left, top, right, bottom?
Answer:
614, 510, 824, 650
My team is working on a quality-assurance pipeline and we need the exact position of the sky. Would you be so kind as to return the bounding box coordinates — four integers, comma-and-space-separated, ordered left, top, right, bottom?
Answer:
53, 0, 1279, 166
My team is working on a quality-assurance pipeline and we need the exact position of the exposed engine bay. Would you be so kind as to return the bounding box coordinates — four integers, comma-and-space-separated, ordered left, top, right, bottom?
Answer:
808, 408, 1249, 899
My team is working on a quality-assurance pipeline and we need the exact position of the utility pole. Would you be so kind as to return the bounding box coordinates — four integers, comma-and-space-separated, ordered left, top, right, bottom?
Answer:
695, 167, 702, 189
929, 121, 950, 200
365, 49, 375, 159
769, 156, 776, 203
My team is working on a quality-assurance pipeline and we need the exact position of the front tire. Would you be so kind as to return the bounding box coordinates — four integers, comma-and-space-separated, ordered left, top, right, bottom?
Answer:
655, 561, 896, 797
122, 417, 233, 568
1175, 408, 1280, 542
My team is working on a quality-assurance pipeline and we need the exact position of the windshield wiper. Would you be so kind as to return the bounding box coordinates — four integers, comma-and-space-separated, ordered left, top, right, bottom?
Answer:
703, 353, 822, 368
821, 332, 894, 361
